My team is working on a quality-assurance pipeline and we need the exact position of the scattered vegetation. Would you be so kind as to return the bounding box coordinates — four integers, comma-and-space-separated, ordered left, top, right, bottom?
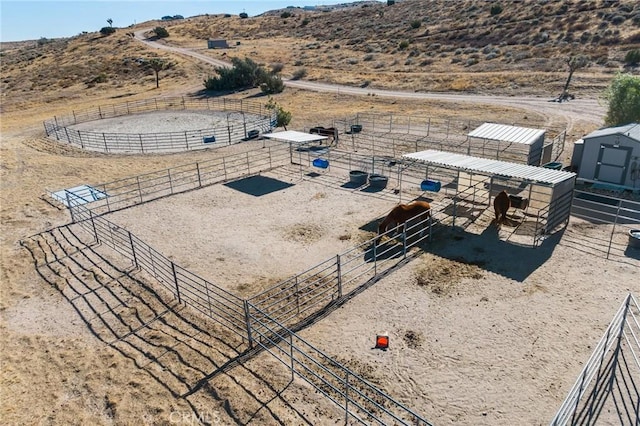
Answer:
490, 3, 503, 16
624, 49, 640, 66
99, 27, 116, 36
154, 27, 169, 38
265, 97, 292, 129
203, 57, 284, 94
604, 73, 640, 126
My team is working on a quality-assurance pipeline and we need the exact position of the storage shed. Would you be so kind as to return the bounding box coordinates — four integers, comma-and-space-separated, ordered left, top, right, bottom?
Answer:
574, 123, 640, 190
401, 149, 576, 246
467, 123, 546, 166
207, 39, 229, 49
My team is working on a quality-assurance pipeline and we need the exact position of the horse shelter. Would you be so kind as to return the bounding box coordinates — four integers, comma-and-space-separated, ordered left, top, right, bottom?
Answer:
399, 150, 577, 247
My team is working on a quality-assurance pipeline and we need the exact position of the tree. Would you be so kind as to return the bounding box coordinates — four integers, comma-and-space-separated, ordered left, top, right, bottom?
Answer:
561, 55, 589, 99
604, 73, 640, 127
147, 58, 172, 88
265, 98, 291, 130
100, 26, 116, 36
107, 18, 113, 27
154, 26, 169, 38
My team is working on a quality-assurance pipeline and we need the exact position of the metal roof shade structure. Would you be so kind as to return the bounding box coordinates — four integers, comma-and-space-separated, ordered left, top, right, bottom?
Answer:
403, 149, 574, 186
262, 130, 327, 144
401, 150, 577, 247
468, 122, 545, 145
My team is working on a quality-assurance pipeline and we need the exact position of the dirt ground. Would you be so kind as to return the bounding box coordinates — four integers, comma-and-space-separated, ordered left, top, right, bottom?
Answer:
1, 80, 638, 426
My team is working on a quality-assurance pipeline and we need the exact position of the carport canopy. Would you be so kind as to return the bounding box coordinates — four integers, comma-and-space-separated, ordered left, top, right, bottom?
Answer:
262, 130, 327, 144
468, 122, 545, 145
403, 149, 575, 186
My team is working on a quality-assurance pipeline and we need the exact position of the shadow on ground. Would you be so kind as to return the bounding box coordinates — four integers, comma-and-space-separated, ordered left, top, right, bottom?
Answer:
21, 224, 315, 426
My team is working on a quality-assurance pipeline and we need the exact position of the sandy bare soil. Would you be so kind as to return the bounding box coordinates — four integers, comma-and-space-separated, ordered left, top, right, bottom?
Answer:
0, 74, 636, 425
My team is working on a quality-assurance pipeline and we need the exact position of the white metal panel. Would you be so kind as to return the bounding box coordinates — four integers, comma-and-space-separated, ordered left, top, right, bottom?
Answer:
468, 122, 545, 145
403, 149, 575, 186
262, 130, 327, 144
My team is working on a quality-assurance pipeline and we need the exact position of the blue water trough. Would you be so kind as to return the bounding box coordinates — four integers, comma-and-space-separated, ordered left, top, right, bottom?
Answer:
421, 180, 441, 192
313, 158, 329, 169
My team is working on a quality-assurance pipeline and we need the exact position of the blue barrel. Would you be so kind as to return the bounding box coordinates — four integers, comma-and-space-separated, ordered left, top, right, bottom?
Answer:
313, 158, 329, 169
421, 180, 441, 192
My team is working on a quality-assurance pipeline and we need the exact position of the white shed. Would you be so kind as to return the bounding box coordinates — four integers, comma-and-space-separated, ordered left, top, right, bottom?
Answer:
467, 122, 546, 166
575, 123, 640, 190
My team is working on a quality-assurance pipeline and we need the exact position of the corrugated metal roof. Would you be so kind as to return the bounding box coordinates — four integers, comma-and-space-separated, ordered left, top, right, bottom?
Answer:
403, 150, 575, 186
583, 122, 640, 142
262, 130, 327, 144
467, 122, 545, 145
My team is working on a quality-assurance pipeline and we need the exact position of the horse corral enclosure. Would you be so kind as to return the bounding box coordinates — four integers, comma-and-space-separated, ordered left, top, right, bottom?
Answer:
42, 97, 276, 153
32, 99, 639, 425
334, 111, 567, 166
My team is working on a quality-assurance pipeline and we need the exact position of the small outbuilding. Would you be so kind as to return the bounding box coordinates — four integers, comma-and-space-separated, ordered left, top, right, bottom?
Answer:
467, 122, 546, 166
573, 123, 640, 190
207, 39, 229, 49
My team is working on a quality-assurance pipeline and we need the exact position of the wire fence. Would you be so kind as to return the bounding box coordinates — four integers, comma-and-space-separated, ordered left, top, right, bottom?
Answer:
55, 145, 438, 424
43, 97, 277, 154
570, 189, 640, 259
59, 144, 291, 216
335, 112, 567, 166
550, 293, 639, 425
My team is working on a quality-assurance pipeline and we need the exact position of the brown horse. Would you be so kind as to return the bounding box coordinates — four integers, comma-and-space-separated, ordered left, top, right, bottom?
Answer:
493, 190, 511, 225
309, 126, 339, 145
378, 201, 431, 239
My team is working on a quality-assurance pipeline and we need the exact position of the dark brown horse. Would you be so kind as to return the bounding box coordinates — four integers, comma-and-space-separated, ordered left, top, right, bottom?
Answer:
309, 126, 339, 145
378, 201, 431, 239
493, 190, 511, 225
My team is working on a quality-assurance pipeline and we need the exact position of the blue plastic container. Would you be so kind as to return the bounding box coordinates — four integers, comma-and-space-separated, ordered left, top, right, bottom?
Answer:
313, 158, 329, 169
421, 180, 441, 192
543, 162, 563, 170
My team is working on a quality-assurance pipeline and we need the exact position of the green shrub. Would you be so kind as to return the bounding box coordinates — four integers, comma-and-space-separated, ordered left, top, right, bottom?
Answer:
291, 68, 307, 80
301, 18, 310, 26
490, 4, 503, 15
281, 11, 292, 18
410, 20, 421, 29
398, 40, 410, 50
239, 12, 248, 19
154, 27, 169, 38
100, 26, 116, 36
625, 49, 640, 66
260, 74, 285, 94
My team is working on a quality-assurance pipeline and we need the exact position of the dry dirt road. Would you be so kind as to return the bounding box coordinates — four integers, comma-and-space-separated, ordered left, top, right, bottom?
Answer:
133, 29, 606, 132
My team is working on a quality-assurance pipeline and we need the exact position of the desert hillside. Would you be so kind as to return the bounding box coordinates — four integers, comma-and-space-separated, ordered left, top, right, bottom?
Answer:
1, 0, 639, 114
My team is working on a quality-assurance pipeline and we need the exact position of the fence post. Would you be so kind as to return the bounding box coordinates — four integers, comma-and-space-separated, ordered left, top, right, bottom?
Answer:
336, 254, 342, 298
452, 198, 457, 228
295, 276, 300, 315
196, 162, 202, 187
290, 333, 295, 382
128, 231, 138, 269
103, 133, 108, 152
171, 262, 182, 303
168, 169, 174, 194
65, 191, 76, 223
606, 202, 622, 259
90, 210, 98, 244
344, 371, 350, 424
136, 176, 143, 203
243, 300, 254, 348
402, 222, 407, 258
